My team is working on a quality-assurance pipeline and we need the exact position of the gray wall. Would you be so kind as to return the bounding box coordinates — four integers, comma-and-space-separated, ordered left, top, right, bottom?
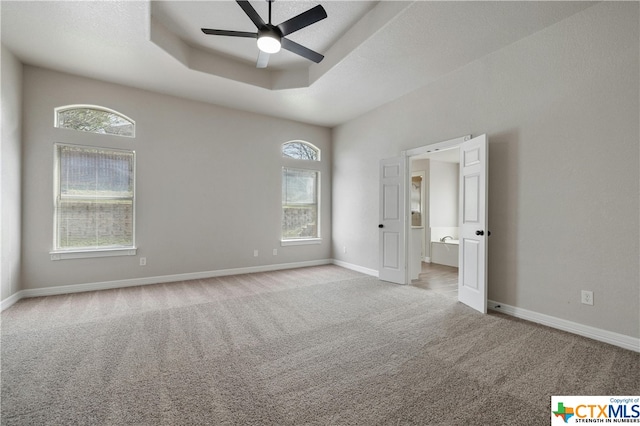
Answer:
21, 66, 331, 290
332, 2, 639, 338
1, 44, 22, 302
429, 161, 458, 229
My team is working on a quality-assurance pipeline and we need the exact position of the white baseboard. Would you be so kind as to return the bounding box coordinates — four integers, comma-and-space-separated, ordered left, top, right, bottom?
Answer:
423, 257, 431, 263
0, 259, 333, 311
488, 300, 640, 353
331, 259, 378, 277
0, 290, 25, 312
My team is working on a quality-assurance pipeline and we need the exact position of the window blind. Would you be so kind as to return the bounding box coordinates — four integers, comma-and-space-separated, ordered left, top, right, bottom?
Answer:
55, 144, 135, 250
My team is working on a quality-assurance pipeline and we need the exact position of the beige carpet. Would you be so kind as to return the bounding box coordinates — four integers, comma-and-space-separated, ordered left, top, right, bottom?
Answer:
1, 265, 638, 425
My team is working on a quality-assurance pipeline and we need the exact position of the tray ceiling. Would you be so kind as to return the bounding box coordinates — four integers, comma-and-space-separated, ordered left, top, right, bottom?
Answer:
1, 1, 596, 126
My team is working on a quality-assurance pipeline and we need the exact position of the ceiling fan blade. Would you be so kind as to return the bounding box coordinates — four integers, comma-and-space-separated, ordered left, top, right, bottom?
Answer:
281, 38, 324, 63
201, 28, 257, 38
277, 5, 327, 36
256, 50, 270, 68
236, 0, 266, 29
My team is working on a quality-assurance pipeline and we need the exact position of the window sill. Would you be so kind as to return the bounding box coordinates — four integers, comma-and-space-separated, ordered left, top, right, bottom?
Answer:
50, 248, 137, 260
281, 238, 322, 246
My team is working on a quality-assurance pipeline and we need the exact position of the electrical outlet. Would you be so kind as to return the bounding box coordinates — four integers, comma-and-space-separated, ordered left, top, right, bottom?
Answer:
139, 257, 146, 266
272, 249, 278, 256
343, 246, 347, 254
581, 290, 593, 305
253, 250, 259, 257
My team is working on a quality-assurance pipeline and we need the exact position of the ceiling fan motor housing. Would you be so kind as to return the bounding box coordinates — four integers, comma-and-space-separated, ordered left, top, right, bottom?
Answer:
257, 25, 282, 53
259, 25, 282, 40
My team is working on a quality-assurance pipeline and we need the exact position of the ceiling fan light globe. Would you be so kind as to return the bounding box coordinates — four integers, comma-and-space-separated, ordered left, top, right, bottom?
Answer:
257, 35, 281, 54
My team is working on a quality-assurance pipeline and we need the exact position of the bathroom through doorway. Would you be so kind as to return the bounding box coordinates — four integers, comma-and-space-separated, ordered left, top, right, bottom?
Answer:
409, 147, 460, 298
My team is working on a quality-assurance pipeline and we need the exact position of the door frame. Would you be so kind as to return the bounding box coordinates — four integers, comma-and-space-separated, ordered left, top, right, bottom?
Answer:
402, 135, 472, 285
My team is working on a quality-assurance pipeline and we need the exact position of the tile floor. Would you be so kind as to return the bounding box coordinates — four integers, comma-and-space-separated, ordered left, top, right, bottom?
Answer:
411, 262, 458, 299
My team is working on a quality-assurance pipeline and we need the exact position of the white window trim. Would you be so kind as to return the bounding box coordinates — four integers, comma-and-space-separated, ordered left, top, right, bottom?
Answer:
281, 167, 321, 242
50, 248, 137, 261
280, 238, 322, 246
52, 143, 137, 259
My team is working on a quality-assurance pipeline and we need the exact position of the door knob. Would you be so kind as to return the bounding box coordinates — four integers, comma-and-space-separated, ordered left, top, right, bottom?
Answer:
378, 224, 384, 228
475, 230, 484, 236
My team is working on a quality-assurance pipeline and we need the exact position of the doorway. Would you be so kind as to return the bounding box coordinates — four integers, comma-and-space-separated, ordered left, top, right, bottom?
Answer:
378, 134, 488, 313
409, 147, 460, 299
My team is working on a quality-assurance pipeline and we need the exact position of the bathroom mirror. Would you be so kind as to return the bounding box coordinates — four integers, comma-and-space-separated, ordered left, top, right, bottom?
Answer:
411, 174, 423, 227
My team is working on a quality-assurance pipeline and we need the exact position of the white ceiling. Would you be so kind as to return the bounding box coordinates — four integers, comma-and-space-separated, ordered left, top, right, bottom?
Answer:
152, 1, 377, 71
1, 1, 595, 127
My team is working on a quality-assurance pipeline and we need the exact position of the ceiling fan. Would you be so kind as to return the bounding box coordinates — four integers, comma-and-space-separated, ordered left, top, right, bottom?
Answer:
201, 0, 327, 69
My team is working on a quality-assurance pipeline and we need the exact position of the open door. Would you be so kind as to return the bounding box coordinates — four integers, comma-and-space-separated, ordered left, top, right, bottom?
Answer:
378, 156, 407, 284
458, 134, 488, 313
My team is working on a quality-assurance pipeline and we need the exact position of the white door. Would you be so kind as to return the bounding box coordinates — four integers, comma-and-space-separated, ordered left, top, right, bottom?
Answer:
458, 134, 488, 313
378, 156, 407, 284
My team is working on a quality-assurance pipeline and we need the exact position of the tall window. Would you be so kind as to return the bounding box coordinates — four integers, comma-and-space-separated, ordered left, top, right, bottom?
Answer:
53, 144, 135, 252
281, 141, 321, 242
282, 168, 319, 240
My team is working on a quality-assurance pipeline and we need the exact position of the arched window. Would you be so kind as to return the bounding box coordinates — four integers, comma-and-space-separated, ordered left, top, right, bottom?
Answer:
55, 105, 135, 138
282, 141, 320, 161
